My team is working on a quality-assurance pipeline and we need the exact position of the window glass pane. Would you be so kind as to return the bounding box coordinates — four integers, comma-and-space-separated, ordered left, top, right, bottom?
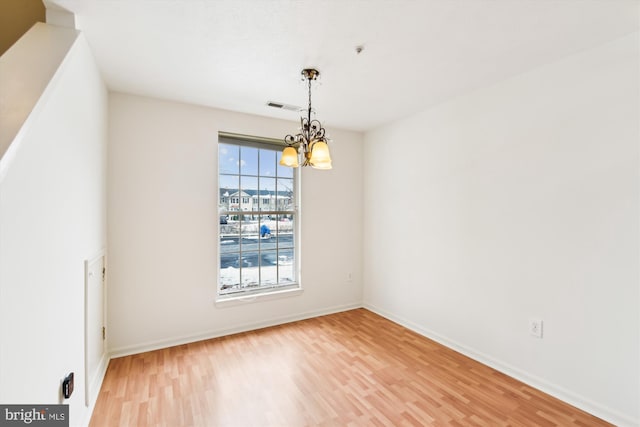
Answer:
277, 248, 295, 283
277, 178, 294, 211
277, 158, 294, 178
219, 143, 239, 174
240, 176, 258, 211
260, 250, 277, 267
261, 250, 278, 285
260, 177, 276, 211
259, 216, 275, 251
220, 253, 240, 292
240, 220, 259, 251
219, 175, 239, 213
220, 223, 238, 254
260, 149, 276, 177
276, 215, 294, 249
240, 251, 260, 287
240, 146, 259, 176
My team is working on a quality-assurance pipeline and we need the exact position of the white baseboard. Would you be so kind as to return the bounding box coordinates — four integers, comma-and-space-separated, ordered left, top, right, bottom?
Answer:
109, 302, 363, 358
364, 302, 638, 427
81, 352, 110, 427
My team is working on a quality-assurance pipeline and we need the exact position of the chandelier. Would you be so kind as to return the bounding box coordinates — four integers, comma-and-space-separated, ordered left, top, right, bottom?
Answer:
279, 69, 332, 170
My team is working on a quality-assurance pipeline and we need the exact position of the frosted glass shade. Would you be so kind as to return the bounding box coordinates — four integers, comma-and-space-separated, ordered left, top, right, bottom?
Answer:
311, 159, 332, 170
310, 141, 331, 164
279, 146, 299, 167
310, 141, 332, 169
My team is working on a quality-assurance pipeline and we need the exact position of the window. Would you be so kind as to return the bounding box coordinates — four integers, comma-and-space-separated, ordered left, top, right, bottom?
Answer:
218, 133, 298, 298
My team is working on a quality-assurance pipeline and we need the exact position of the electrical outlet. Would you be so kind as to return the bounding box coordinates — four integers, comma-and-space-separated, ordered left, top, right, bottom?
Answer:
347, 272, 353, 283
529, 319, 543, 338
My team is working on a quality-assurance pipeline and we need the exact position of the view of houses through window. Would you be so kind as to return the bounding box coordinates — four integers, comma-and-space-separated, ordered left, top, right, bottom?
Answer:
218, 135, 298, 297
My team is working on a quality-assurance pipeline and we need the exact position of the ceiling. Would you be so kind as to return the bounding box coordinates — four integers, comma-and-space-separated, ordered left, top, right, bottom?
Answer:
47, 0, 639, 132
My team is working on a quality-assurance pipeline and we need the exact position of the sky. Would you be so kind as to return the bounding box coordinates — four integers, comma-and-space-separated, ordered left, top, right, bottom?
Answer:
219, 143, 294, 193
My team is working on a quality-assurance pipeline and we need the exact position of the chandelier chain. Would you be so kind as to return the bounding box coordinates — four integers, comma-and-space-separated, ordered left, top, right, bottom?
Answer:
307, 77, 312, 120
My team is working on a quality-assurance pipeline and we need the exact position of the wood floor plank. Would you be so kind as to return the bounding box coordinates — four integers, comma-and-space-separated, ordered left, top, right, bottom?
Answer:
90, 309, 611, 426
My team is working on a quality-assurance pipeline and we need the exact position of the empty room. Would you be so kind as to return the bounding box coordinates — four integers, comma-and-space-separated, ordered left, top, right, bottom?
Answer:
0, 0, 638, 426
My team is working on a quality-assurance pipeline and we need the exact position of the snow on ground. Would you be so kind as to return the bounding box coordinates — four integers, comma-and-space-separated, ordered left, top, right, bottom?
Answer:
219, 219, 295, 295
220, 264, 295, 295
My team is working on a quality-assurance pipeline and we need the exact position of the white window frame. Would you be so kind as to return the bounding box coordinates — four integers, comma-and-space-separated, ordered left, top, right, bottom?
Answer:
216, 132, 301, 302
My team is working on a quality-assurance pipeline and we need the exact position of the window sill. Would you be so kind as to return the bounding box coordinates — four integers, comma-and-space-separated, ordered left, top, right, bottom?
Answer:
215, 286, 303, 307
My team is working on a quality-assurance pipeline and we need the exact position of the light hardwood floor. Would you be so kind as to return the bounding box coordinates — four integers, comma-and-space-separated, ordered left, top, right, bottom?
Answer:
90, 309, 610, 426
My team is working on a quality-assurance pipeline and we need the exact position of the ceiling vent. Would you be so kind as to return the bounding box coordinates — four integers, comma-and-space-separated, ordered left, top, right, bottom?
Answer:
267, 101, 301, 112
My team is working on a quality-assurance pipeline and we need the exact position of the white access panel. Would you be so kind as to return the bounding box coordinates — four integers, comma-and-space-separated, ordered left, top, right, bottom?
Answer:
84, 250, 106, 407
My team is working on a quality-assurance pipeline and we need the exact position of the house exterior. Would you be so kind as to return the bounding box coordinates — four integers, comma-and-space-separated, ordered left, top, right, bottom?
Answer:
219, 188, 293, 216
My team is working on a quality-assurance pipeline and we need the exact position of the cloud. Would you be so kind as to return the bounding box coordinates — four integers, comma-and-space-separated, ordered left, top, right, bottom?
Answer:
237, 160, 247, 167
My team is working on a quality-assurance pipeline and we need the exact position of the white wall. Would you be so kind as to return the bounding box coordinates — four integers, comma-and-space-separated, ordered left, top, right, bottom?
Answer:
0, 30, 108, 427
107, 93, 363, 354
363, 33, 639, 426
